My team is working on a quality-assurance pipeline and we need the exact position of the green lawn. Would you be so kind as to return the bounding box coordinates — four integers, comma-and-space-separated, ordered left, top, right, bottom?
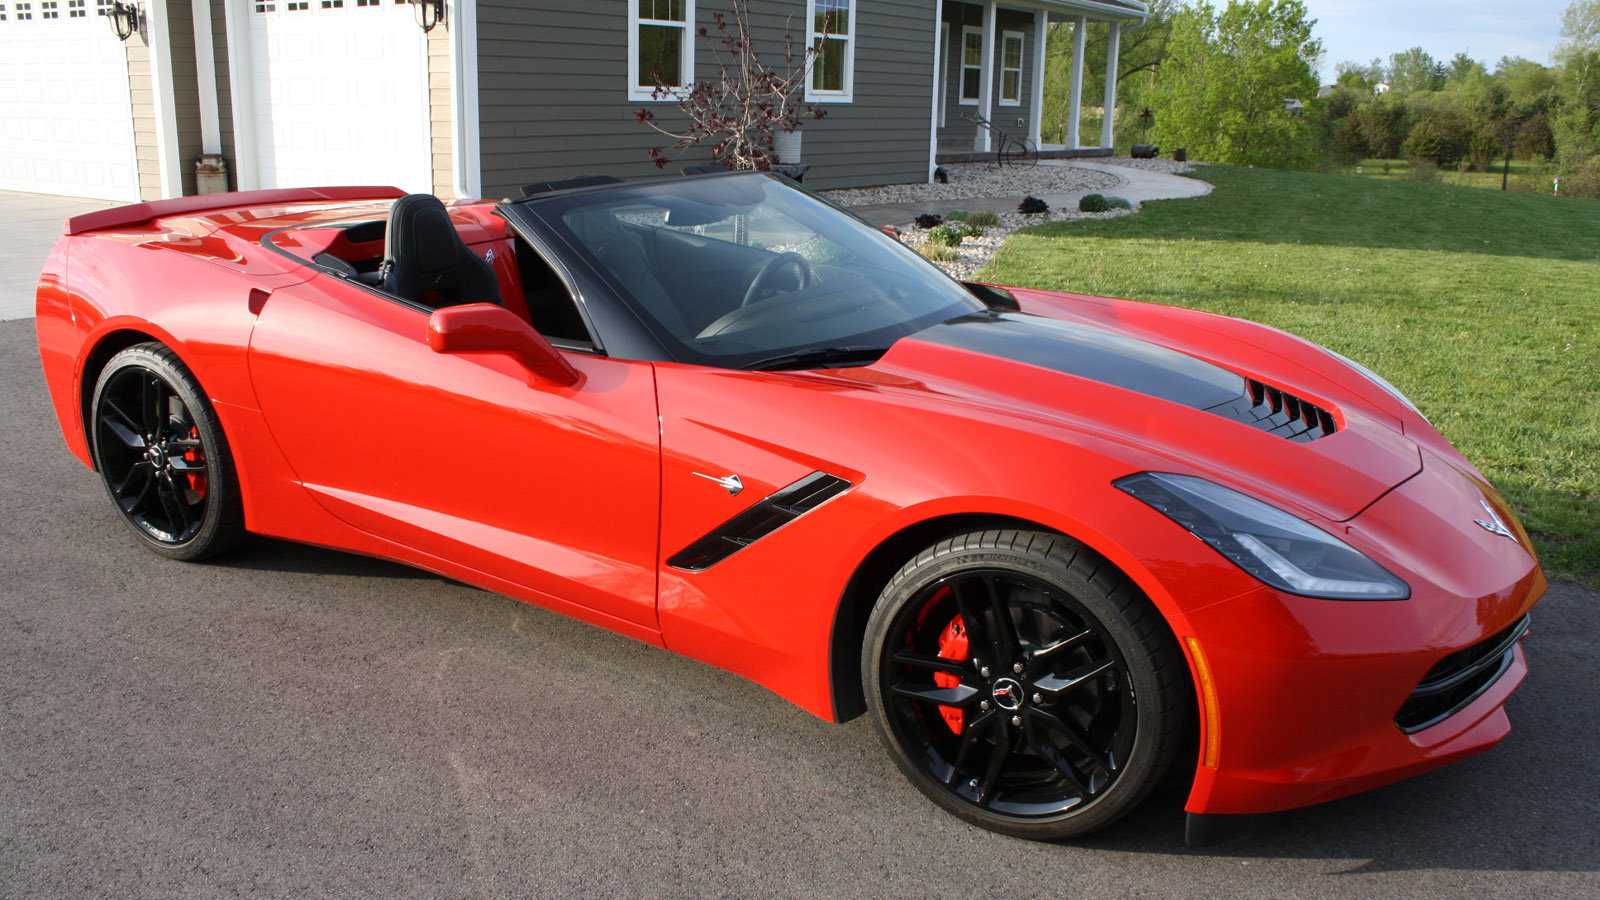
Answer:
979, 165, 1600, 586
1345, 157, 1549, 192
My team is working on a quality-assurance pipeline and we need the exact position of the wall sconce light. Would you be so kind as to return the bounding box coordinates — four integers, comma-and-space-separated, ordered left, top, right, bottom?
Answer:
106, 0, 140, 41
412, 0, 443, 32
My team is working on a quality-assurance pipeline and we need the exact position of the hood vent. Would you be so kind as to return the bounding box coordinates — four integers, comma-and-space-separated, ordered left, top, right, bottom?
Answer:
1207, 379, 1338, 443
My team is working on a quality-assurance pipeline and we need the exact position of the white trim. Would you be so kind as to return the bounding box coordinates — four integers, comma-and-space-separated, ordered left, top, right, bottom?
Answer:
1066, 15, 1085, 150
627, 0, 696, 102
976, 0, 995, 152
146, 0, 184, 197
451, 0, 480, 197
222, 0, 259, 189
804, 0, 854, 103
926, 6, 942, 183
998, 29, 1023, 107
957, 25, 982, 106
937, 21, 949, 127
1028, 10, 1046, 147
1099, 19, 1120, 149
191, 0, 222, 155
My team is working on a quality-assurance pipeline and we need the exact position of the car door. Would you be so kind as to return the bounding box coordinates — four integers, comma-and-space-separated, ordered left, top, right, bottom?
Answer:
246, 273, 662, 633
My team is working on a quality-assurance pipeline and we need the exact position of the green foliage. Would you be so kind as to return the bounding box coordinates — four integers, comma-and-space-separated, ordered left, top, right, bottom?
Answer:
944, 209, 971, 221
1041, 0, 1177, 146
1104, 196, 1134, 209
1079, 193, 1112, 212
1143, 1, 1320, 168
917, 243, 960, 262
982, 165, 1600, 585
1387, 47, 1447, 94
1403, 111, 1470, 165
965, 210, 1001, 228
926, 224, 964, 247
957, 223, 986, 238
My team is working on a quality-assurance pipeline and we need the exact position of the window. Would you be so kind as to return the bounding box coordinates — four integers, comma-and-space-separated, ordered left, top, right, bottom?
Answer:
807, 0, 854, 102
959, 26, 983, 105
41, 0, 56, 18
630, 0, 695, 101
999, 31, 1023, 106
67, 0, 85, 17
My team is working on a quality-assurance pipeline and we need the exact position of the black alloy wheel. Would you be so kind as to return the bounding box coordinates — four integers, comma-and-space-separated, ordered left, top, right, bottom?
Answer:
90, 343, 244, 560
864, 530, 1186, 840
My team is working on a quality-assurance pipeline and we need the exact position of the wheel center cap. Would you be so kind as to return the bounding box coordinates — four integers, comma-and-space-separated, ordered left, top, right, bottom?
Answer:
991, 677, 1024, 711
147, 445, 167, 466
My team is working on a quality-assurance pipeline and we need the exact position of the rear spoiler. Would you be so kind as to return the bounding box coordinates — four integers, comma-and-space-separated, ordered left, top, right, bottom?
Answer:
64, 185, 407, 236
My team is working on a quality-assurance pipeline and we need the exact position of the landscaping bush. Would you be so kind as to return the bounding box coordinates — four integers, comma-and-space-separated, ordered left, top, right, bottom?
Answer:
914, 213, 944, 229
965, 210, 1000, 228
1078, 193, 1111, 213
1018, 196, 1050, 215
918, 243, 959, 262
1104, 196, 1133, 210
926, 224, 964, 247
944, 209, 971, 221
957, 223, 985, 238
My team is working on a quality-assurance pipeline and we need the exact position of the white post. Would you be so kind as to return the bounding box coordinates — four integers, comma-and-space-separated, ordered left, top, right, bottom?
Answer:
1100, 21, 1121, 150
1029, 10, 1047, 149
191, 0, 221, 156
976, 0, 996, 152
1066, 16, 1085, 151
452, 0, 482, 198
927, 3, 943, 181
145, 0, 184, 197
222, 0, 258, 190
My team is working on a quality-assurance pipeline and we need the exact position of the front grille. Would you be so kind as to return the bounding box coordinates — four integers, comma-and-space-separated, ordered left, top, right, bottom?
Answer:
1205, 379, 1337, 443
1395, 615, 1530, 733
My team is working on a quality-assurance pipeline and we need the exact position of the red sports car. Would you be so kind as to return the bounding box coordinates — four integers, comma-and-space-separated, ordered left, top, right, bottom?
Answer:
36, 173, 1543, 843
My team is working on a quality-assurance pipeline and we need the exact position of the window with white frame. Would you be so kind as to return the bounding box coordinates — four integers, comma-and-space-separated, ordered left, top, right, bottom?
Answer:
630, 0, 695, 101
959, 26, 983, 105
999, 31, 1023, 106
807, 0, 853, 101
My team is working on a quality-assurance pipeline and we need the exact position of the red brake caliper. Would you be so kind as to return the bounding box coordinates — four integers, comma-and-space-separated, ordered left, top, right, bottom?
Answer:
934, 614, 969, 734
183, 426, 207, 500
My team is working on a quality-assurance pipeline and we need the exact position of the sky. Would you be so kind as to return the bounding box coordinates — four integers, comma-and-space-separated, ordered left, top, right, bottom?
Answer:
1302, 0, 1574, 81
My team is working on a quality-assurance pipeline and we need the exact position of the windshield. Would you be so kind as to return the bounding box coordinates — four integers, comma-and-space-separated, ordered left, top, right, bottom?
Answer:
508, 173, 983, 369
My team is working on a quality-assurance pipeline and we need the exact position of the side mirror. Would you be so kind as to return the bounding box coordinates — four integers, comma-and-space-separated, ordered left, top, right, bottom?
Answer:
427, 303, 580, 386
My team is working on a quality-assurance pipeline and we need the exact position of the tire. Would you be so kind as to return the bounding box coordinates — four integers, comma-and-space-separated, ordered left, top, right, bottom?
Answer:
862, 529, 1186, 840
89, 343, 246, 561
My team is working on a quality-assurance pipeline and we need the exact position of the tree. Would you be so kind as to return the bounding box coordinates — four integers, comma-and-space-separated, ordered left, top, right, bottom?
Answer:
1402, 110, 1470, 165
1143, 0, 1321, 167
1388, 47, 1446, 93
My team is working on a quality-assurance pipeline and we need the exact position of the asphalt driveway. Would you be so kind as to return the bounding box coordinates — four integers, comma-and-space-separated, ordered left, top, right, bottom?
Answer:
2, 191, 1597, 898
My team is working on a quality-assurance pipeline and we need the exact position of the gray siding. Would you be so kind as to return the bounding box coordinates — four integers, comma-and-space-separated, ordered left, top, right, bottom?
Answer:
212, 0, 235, 186
936, 2, 1036, 151
167, 0, 204, 196
475, 0, 937, 194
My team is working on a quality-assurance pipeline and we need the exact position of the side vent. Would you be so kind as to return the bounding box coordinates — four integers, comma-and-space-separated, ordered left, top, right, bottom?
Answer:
1207, 379, 1338, 443
668, 472, 852, 572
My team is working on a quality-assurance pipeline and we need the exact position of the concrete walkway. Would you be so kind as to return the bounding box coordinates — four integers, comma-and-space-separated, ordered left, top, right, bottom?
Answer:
1, 191, 115, 321
846, 160, 1213, 227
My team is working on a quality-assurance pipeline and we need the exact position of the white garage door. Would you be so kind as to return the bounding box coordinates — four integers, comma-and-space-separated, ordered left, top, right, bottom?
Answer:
247, 0, 432, 191
0, 0, 139, 202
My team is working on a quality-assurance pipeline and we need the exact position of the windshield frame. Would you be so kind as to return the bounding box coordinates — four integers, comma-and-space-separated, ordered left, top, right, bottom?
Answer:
498, 172, 985, 370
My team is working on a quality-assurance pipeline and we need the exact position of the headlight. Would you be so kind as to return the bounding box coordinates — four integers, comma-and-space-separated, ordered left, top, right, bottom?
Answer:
1115, 472, 1410, 600
1324, 347, 1427, 420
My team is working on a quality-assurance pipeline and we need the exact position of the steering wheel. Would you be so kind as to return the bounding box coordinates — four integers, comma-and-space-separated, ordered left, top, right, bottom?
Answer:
741, 252, 813, 307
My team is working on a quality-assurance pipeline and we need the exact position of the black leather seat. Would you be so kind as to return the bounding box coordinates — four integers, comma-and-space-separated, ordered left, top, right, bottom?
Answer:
379, 193, 501, 308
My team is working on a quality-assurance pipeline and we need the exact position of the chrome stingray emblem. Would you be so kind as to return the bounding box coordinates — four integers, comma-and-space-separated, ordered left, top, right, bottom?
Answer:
1474, 499, 1516, 541
692, 472, 745, 496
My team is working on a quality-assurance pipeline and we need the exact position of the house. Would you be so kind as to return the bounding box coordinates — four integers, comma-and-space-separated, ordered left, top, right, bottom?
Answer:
0, 0, 1148, 202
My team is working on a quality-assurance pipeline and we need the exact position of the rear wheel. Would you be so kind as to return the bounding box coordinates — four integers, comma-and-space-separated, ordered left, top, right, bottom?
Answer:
863, 530, 1186, 840
89, 343, 245, 560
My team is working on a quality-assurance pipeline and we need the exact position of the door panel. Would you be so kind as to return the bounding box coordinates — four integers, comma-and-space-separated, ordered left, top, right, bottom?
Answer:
247, 276, 662, 629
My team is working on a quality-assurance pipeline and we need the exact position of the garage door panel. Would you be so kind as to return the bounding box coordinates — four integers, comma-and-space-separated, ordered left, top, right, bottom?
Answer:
0, 9, 139, 201
248, 0, 432, 191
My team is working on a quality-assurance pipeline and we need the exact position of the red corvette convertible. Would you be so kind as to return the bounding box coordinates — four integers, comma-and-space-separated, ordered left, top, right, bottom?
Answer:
36, 173, 1543, 842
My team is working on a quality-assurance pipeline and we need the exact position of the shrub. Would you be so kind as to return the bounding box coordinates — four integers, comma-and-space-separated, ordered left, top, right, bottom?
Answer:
965, 209, 1000, 228
944, 209, 971, 221
1405, 160, 1441, 183
1018, 196, 1050, 215
1078, 193, 1111, 213
957, 223, 985, 238
914, 213, 944, 229
918, 243, 959, 262
1103, 196, 1133, 210
926, 224, 964, 247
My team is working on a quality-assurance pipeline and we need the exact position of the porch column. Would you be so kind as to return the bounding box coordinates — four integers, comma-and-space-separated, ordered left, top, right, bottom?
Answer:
1029, 10, 1047, 149
146, 0, 184, 197
1100, 20, 1122, 149
975, 0, 997, 152
1066, 16, 1085, 150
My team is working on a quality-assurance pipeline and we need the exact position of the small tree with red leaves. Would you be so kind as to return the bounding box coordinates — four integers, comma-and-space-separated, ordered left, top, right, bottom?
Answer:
634, 1, 829, 170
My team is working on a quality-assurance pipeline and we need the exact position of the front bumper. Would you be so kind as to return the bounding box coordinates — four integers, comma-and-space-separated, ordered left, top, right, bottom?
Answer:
1179, 451, 1545, 816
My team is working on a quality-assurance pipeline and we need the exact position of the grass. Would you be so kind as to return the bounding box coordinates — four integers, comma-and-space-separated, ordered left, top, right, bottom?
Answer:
979, 165, 1600, 586
1346, 157, 1549, 192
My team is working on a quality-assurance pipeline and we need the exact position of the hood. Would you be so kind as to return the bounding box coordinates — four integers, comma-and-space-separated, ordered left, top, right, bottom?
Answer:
863, 311, 1421, 522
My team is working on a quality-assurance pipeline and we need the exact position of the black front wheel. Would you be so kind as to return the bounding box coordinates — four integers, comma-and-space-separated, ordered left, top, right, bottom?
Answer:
90, 343, 245, 560
863, 530, 1187, 840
